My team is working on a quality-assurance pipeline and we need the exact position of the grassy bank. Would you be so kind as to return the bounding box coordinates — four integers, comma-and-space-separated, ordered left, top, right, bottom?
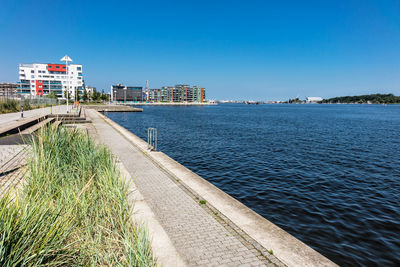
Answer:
0, 126, 155, 266
0, 99, 32, 114
0, 99, 60, 114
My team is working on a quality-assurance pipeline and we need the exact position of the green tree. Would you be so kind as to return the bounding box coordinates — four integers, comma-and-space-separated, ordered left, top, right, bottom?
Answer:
74, 88, 81, 101
288, 97, 302, 104
64, 90, 71, 100
47, 92, 57, 99
321, 93, 400, 104
82, 90, 89, 102
92, 89, 101, 102
101, 89, 107, 101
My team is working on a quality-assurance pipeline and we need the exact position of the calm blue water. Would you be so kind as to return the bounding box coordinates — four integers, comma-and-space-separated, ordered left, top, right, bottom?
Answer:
106, 104, 400, 266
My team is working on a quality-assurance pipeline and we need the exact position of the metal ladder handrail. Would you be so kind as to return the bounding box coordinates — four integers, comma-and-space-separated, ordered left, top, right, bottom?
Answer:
147, 128, 157, 151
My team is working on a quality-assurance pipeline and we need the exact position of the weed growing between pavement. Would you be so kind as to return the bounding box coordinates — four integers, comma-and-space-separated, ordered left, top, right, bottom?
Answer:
0, 125, 155, 266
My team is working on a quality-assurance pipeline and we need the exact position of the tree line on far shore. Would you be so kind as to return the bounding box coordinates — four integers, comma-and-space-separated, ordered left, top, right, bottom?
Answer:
320, 94, 400, 104
53, 88, 109, 102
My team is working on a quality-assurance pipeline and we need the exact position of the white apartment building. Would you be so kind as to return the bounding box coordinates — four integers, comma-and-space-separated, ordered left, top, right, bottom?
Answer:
18, 62, 84, 99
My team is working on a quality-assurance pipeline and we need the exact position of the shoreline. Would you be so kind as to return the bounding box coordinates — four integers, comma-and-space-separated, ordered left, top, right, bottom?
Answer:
119, 102, 217, 106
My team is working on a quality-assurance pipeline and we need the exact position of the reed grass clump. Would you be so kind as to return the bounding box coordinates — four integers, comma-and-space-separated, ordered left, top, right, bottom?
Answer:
0, 99, 19, 113
0, 125, 155, 266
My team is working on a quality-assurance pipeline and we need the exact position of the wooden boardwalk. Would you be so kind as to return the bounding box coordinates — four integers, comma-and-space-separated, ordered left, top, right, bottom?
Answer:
0, 145, 29, 198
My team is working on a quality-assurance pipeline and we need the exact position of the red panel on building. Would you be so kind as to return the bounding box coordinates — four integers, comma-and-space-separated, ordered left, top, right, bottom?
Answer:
36, 80, 43, 95
47, 64, 67, 72
201, 88, 205, 103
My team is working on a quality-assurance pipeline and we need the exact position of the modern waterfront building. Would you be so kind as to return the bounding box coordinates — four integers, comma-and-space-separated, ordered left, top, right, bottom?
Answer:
148, 84, 205, 102
0, 82, 18, 98
85, 86, 95, 95
18, 62, 84, 99
111, 84, 143, 102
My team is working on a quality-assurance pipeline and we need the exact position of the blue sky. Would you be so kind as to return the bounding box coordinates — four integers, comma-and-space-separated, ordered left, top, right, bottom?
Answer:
0, 0, 399, 100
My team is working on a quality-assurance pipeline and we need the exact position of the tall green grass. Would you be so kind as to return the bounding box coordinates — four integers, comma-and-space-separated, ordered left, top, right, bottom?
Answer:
0, 125, 155, 266
0, 99, 33, 114
0, 99, 19, 113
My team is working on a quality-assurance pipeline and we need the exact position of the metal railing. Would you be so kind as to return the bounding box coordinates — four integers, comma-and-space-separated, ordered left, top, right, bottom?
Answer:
147, 128, 157, 151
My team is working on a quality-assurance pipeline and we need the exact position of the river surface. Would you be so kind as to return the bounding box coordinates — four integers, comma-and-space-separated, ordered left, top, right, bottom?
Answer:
105, 104, 400, 266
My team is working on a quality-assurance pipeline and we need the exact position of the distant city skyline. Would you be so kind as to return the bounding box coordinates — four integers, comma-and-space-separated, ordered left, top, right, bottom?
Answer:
0, 0, 399, 101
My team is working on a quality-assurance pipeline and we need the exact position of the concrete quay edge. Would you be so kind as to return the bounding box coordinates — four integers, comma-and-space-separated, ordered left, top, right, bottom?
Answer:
127, 102, 217, 106
95, 110, 338, 267
83, 105, 143, 112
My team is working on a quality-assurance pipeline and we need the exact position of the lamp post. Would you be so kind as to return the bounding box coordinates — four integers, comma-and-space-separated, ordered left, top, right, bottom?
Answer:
61, 55, 72, 113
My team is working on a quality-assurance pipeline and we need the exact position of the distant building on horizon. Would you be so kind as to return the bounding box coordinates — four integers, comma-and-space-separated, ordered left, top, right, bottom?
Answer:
18, 62, 84, 99
111, 84, 143, 102
0, 82, 18, 98
306, 97, 323, 103
85, 86, 95, 95
148, 84, 205, 103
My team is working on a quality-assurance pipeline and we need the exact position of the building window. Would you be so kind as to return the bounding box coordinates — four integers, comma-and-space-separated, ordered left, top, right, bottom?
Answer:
31, 75, 35, 78
31, 70, 34, 73
77, 67, 81, 71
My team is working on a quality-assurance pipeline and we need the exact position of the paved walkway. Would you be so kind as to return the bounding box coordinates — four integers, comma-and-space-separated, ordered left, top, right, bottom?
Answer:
87, 109, 281, 267
0, 105, 76, 128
